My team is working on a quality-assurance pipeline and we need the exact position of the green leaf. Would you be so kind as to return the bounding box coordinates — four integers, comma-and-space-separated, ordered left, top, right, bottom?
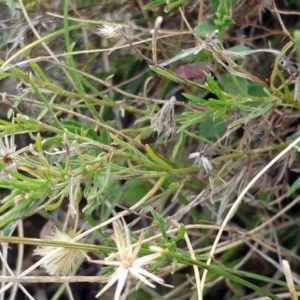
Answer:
289, 175, 300, 195
194, 20, 218, 37
206, 74, 227, 101
248, 83, 268, 97
210, 0, 220, 11
179, 110, 215, 132
0, 188, 49, 229
145, 144, 172, 173
122, 179, 149, 204
29, 74, 63, 128
1, 220, 18, 236
165, 0, 185, 12
1, 0, 15, 10
200, 118, 227, 139
63, 0, 86, 95
243, 102, 274, 124
170, 224, 185, 242
61, 120, 100, 141
144, 0, 184, 11
228, 45, 251, 53
150, 207, 168, 239
110, 134, 149, 162
143, 0, 165, 10
228, 102, 274, 128
182, 93, 207, 104
222, 73, 248, 94
294, 30, 300, 76
212, 0, 232, 27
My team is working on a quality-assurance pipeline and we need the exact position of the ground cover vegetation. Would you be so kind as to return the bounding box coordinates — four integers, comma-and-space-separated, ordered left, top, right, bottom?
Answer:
0, 0, 300, 299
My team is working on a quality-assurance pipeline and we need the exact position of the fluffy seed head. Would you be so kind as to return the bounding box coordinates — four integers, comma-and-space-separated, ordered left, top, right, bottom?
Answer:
33, 226, 88, 275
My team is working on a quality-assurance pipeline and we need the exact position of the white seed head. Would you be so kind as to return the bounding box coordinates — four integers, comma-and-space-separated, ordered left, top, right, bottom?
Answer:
33, 227, 88, 275
98, 24, 122, 39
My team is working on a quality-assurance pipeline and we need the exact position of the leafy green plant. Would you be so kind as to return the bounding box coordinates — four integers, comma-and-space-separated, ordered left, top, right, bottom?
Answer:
0, 0, 300, 299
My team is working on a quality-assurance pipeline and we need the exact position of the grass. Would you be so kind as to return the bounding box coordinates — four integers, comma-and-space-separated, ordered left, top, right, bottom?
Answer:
0, 0, 300, 299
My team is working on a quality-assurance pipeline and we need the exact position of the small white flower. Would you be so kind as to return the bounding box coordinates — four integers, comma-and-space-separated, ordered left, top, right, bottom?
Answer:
89, 218, 173, 299
0, 134, 17, 170
0, 134, 16, 157
98, 24, 122, 39
189, 149, 213, 174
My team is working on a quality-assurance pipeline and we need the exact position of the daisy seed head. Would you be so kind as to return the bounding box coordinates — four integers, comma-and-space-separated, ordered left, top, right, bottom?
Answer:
33, 226, 88, 276
98, 23, 122, 39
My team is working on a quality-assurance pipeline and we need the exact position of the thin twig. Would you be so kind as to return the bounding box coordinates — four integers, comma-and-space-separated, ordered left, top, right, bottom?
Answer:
271, 0, 294, 42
